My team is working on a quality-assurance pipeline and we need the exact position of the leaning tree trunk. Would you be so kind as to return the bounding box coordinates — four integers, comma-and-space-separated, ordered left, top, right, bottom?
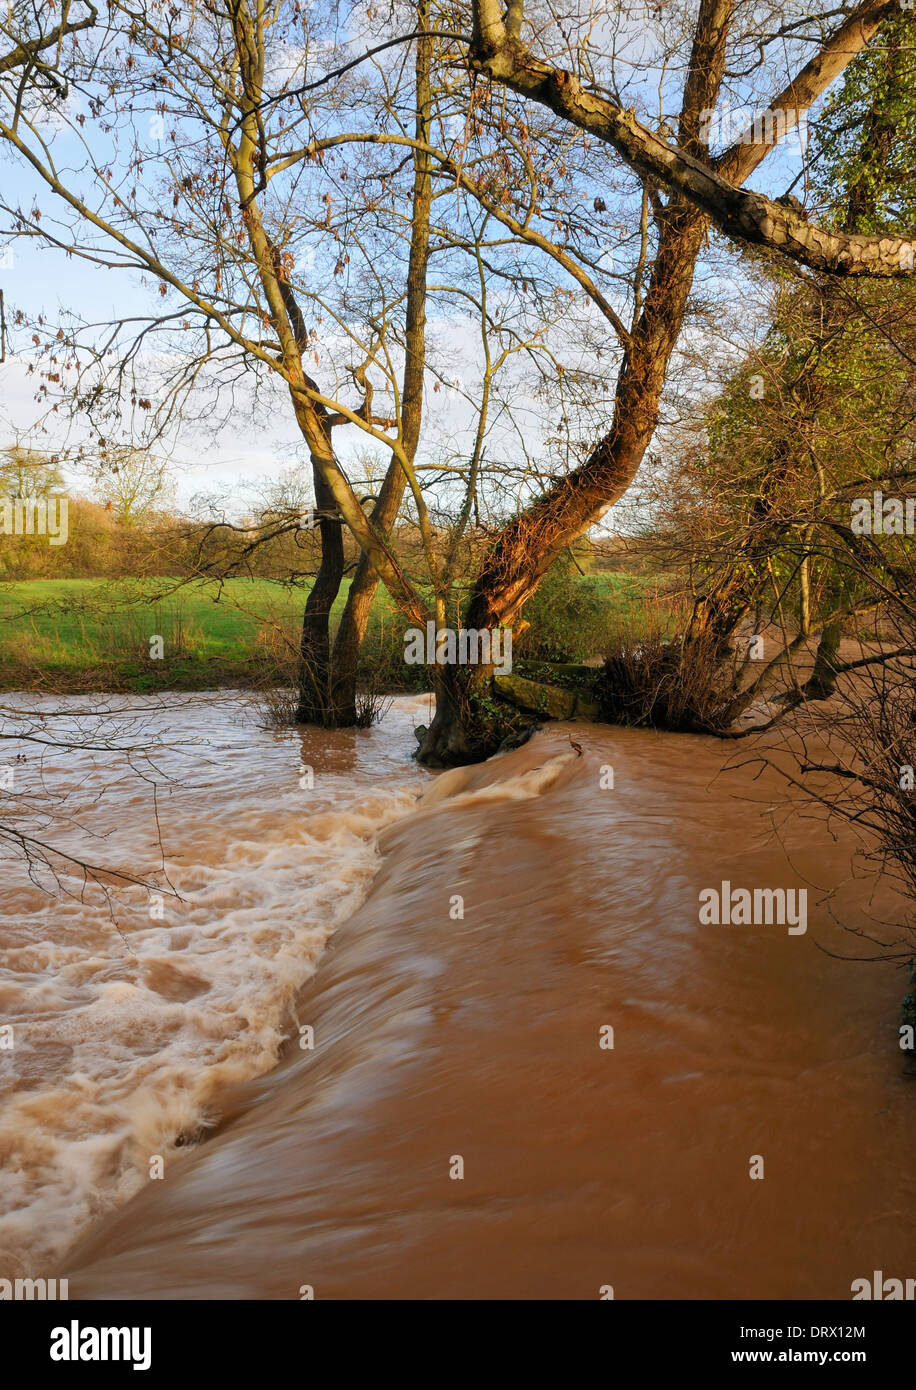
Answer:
417, 206, 710, 764
417, 0, 737, 765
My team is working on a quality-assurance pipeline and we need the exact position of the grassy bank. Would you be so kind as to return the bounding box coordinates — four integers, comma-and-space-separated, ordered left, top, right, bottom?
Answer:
0, 572, 666, 693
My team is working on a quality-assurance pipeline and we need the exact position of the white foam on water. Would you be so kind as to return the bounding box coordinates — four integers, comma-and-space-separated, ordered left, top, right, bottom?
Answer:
0, 691, 428, 1273
416, 750, 577, 810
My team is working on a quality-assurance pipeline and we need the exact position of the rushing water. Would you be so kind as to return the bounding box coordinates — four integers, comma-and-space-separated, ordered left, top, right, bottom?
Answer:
0, 691, 429, 1276
1, 692, 914, 1297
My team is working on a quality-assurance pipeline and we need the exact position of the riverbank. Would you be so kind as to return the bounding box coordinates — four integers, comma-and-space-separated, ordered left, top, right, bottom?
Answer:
0, 577, 375, 693
0, 573, 659, 694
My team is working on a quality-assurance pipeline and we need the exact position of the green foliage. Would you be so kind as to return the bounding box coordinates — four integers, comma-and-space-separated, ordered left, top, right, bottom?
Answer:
810, 10, 916, 235
463, 684, 532, 753
514, 559, 662, 663
694, 21, 916, 637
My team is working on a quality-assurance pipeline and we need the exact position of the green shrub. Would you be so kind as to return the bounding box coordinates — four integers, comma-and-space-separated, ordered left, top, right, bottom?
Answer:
514, 560, 666, 664
514, 560, 608, 663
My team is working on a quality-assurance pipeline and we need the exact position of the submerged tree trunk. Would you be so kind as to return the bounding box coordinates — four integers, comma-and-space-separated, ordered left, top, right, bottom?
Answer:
295, 461, 345, 724
415, 664, 488, 766
330, 460, 408, 723
804, 620, 843, 701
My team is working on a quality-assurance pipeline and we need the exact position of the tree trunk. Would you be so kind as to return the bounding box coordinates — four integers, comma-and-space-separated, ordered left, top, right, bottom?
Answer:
295, 460, 345, 724
418, 208, 709, 765
330, 460, 407, 723
687, 581, 751, 654
804, 620, 843, 701
415, 663, 495, 766
329, 3, 433, 724
419, 3, 736, 765
468, 207, 708, 629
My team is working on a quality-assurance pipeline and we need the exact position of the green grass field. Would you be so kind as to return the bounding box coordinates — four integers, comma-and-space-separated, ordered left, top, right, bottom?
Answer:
0, 578, 342, 692
0, 573, 664, 693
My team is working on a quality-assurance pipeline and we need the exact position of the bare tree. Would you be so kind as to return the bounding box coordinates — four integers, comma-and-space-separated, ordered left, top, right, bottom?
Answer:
85, 445, 177, 525
2, 1, 913, 764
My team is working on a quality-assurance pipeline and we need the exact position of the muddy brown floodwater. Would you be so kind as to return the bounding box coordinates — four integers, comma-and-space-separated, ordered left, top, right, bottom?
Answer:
44, 697, 914, 1300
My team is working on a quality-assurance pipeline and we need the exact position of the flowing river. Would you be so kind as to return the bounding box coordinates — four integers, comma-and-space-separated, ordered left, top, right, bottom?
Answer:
1, 691, 913, 1298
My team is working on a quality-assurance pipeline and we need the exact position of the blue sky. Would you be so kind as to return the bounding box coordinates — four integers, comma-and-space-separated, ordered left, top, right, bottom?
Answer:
0, 3, 840, 513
